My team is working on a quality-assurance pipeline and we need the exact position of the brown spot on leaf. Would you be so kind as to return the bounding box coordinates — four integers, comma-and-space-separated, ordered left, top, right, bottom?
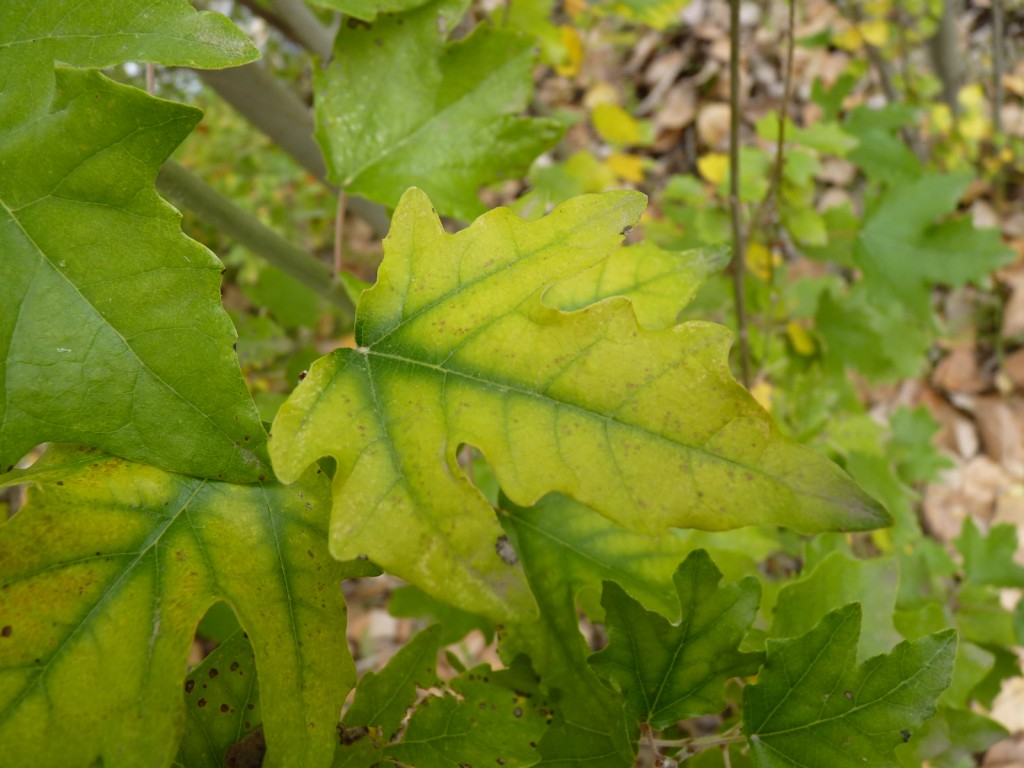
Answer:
0, 626, 11, 638
209, 668, 219, 678
221, 703, 231, 713
197, 698, 207, 708
184, 679, 194, 694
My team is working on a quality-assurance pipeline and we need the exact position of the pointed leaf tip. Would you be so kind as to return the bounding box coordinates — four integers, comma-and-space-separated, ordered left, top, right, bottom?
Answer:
272, 189, 889, 621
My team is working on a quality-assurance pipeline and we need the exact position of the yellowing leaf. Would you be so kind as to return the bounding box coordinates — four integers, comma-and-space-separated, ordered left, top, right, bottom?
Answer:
786, 321, 816, 356
958, 83, 986, 110
833, 25, 864, 51
593, 103, 641, 146
960, 111, 990, 141
930, 103, 953, 135
0, 448, 354, 768
697, 152, 729, 185
858, 18, 889, 47
745, 241, 781, 281
564, 0, 587, 17
555, 25, 584, 77
605, 151, 645, 182
585, 81, 620, 109
270, 189, 889, 621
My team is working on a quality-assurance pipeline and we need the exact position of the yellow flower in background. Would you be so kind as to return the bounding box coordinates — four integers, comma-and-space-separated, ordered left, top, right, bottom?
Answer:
697, 152, 729, 185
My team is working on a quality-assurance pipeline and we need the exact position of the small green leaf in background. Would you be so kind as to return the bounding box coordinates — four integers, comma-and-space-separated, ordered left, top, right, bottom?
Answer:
314, 0, 564, 220
895, 705, 1008, 768
0, 0, 267, 481
337, 626, 547, 768
595, 0, 691, 30
270, 189, 889, 621
0, 448, 353, 768
856, 172, 1014, 317
500, 499, 637, 768
545, 242, 730, 329
176, 630, 262, 768
385, 656, 548, 768
389, 585, 495, 645
589, 550, 762, 729
955, 516, 1024, 588
744, 603, 956, 767
771, 551, 901, 661
309, 0, 432, 22
343, 624, 442, 740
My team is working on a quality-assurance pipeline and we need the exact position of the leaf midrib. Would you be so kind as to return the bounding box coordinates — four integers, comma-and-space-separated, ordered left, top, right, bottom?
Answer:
361, 347, 851, 510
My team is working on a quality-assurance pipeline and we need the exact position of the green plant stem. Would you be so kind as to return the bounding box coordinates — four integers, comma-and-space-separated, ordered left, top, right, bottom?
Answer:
268, 0, 334, 58
728, 0, 750, 388
654, 730, 746, 751
156, 159, 355, 319
197, 64, 390, 236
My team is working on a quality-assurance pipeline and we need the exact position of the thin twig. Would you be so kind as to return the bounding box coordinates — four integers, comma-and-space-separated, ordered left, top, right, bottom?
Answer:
748, 0, 796, 241
993, 0, 1004, 135
728, 0, 750, 388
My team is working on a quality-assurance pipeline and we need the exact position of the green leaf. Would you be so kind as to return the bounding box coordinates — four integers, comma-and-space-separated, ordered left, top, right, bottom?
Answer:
744, 604, 957, 767
270, 189, 889, 620
771, 551, 901, 661
389, 585, 495, 645
309, 0, 433, 22
176, 630, 262, 768
314, 0, 564, 220
955, 516, 1024, 588
589, 550, 762, 729
895, 705, 1007, 768
384, 658, 548, 768
0, 447, 353, 768
499, 492, 694, 621
544, 242, 730, 329
343, 624, 442, 736
856, 173, 1014, 316
0, 0, 257, 127
0, 4, 267, 481
596, 0, 691, 30
500, 500, 637, 768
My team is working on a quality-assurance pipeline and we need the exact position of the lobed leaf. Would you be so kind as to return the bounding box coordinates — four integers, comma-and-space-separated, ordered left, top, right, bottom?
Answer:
0, 1, 267, 481
271, 188, 889, 620
0, 448, 353, 768
771, 551, 901, 661
589, 550, 762, 729
384, 658, 548, 768
501, 500, 637, 768
544, 242, 729, 329
314, 0, 564, 220
744, 603, 956, 767
175, 630, 262, 768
